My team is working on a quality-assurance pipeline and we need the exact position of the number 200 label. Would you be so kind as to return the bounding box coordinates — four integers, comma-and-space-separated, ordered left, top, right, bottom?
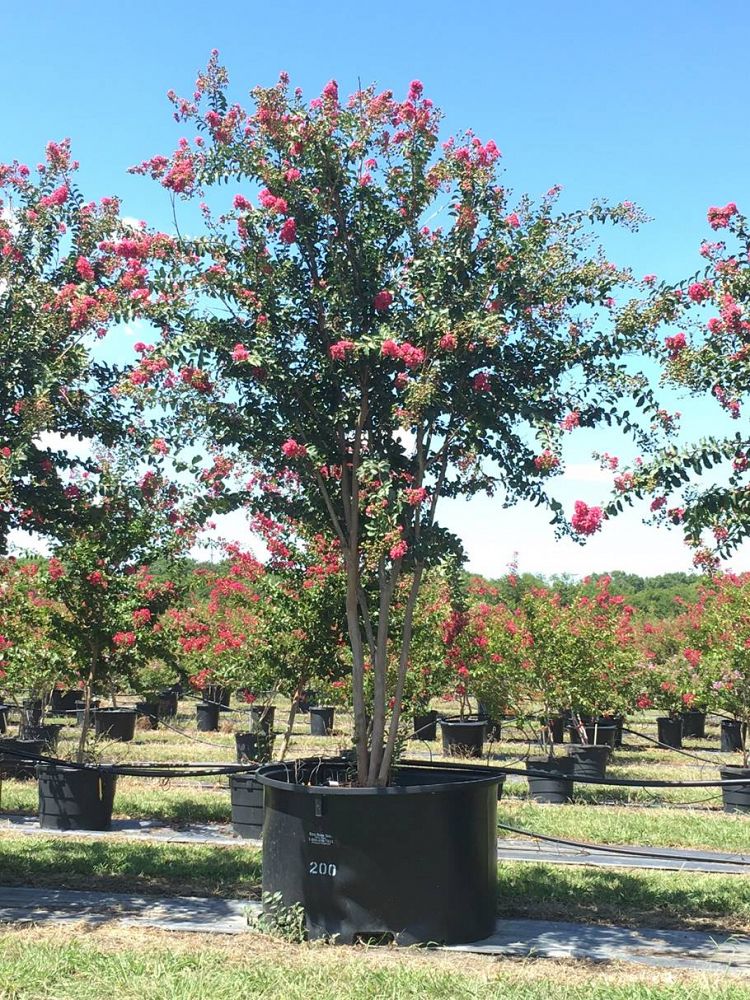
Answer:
309, 861, 337, 877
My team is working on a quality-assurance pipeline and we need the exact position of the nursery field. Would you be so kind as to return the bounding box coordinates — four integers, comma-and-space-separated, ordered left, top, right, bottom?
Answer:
1, 693, 749, 948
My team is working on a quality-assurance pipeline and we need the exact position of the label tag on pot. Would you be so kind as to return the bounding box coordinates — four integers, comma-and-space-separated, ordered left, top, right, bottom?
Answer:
309, 832, 334, 847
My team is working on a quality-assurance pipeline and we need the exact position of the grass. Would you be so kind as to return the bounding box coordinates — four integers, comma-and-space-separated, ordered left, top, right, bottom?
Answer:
496, 862, 750, 934
498, 800, 750, 853
0, 925, 747, 1000
0, 832, 748, 935
0, 833, 261, 897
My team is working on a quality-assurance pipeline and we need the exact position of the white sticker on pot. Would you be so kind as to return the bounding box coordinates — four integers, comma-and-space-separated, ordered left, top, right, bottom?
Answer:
308, 832, 335, 846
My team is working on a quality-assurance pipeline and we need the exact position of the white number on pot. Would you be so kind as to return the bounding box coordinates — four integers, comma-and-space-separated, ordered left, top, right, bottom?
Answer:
309, 861, 337, 877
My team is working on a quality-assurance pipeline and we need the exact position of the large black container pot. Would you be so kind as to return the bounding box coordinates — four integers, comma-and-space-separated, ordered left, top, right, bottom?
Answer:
135, 701, 160, 730
75, 699, 100, 725
721, 719, 745, 753
525, 756, 575, 804
235, 731, 274, 764
565, 743, 610, 782
681, 710, 706, 739
310, 706, 335, 736
94, 708, 137, 742
720, 765, 750, 813
50, 689, 81, 715
22, 699, 43, 726
20, 723, 62, 751
0, 704, 8, 735
0, 738, 45, 779
298, 689, 318, 714
196, 701, 220, 732
202, 685, 231, 710
37, 764, 117, 831
257, 757, 502, 945
657, 716, 683, 749
249, 706, 275, 735
567, 722, 616, 748
412, 710, 438, 741
158, 690, 178, 719
440, 717, 487, 759
230, 769, 264, 839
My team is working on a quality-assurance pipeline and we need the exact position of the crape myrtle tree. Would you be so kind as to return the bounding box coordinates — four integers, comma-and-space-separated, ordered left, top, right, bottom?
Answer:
0, 141, 148, 551
127, 55, 675, 786
41, 453, 195, 760
610, 203, 750, 568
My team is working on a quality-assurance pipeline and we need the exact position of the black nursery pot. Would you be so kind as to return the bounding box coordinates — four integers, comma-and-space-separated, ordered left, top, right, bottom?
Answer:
297, 689, 318, 714
257, 757, 503, 945
20, 723, 62, 752
567, 721, 617, 748
94, 708, 137, 742
525, 755, 575, 804
565, 743, 610, 782
22, 699, 43, 726
719, 765, 750, 813
721, 719, 745, 753
37, 764, 117, 831
541, 716, 565, 745
681, 709, 706, 739
158, 690, 179, 719
0, 738, 45, 780
75, 699, 100, 725
309, 706, 335, 736
440, 717, 487, 759
202, 685, 231, 710
50, 689, 81, 715
249, 706, 275, 735
477, 703, 502, 742
135, 701, 160, 730
411, 710, 438, 742
657, 716, 683, 749
230, 769, 264, 839
235, 730, 274, 764
196, 702, 220, 732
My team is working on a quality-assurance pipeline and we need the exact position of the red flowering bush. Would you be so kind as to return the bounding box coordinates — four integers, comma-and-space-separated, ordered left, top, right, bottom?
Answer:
130, 57, 673, 784
40, 454, 194, 758
687, 573, 750, 763
0, 141, 148, 550
0, 557, 75, 709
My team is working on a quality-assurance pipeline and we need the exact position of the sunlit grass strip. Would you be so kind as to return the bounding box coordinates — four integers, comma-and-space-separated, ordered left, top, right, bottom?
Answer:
0, 925, 745, 1000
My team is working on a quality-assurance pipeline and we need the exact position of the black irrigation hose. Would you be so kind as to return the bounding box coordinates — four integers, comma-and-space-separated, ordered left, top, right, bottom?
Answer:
495, 763, 750, 788
157, 717, 241, 749
0, 743, 256, 778
622, 727, 722, 766
496, 821, 750, 867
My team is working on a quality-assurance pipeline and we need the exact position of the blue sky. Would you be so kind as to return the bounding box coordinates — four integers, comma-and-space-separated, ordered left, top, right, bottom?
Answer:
4, 1, 750, 577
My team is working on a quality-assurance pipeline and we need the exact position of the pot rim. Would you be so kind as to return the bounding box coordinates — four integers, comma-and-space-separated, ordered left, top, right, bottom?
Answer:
256, 756, 503, 795
439, 715, 488, 728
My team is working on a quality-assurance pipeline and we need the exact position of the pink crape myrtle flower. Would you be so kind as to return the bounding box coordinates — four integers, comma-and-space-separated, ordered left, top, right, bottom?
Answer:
328, 339, 355, 361
571, 500, 603, 536
281, 438, 308, 460
231, 343, 251, 362
373, 290, 393, 311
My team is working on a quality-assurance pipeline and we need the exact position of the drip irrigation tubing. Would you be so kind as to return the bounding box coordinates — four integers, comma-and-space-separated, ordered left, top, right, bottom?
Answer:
157, 717, 244, 749
496, 821, 750, 868
0, 743, 257, 778
494, 763, 750, 787
622, 727, 724, 766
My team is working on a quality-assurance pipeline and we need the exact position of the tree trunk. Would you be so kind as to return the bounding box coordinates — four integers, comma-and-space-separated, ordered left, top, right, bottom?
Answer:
76, 649, 99, 764
279, 680, 306, 761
